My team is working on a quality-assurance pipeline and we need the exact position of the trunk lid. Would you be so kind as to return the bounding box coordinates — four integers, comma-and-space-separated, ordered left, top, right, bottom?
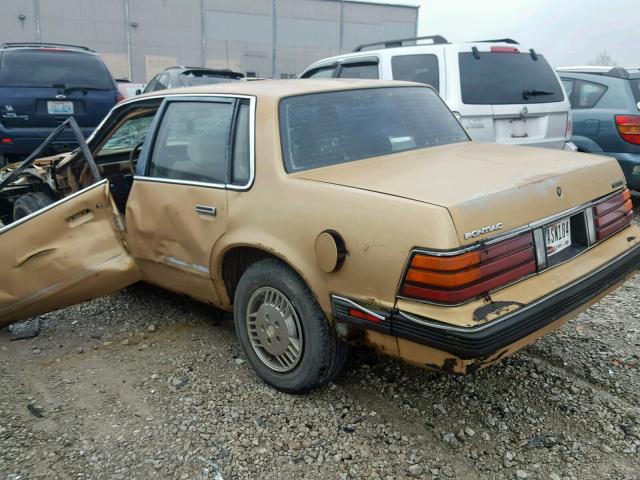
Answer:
294, 142, 624, 245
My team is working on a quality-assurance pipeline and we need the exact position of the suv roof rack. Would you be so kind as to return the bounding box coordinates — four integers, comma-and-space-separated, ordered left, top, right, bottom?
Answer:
556, 66, 631, 79
471, 38, 519, 45
0, 42, 95, 52
353, 35, 449, 52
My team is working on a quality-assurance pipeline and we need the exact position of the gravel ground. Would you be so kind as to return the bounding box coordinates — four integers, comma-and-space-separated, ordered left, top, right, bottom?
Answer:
1, 275, 639, 480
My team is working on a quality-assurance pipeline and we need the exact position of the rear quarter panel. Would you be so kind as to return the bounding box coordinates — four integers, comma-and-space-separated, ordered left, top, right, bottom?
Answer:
210, 95, 459, 315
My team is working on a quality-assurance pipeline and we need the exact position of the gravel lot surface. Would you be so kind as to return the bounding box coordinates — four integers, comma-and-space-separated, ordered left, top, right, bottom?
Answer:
1, 275, 639, 480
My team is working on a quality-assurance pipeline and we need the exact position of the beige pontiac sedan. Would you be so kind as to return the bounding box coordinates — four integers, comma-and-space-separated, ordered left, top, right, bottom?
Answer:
1, 80, 638, 393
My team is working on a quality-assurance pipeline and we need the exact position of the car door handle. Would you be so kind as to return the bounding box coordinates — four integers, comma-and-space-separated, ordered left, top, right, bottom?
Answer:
195, 205, 216, 216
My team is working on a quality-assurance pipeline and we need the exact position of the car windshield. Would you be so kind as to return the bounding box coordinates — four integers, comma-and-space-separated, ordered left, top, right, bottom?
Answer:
279, 86, 469, 173
180, 71, 240, 86
99, 115, 155, 155
458, 52, 564, 105
0, 49, 114, 89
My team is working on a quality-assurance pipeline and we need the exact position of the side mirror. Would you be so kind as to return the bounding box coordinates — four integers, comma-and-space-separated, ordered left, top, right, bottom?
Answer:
135, 89, 142, 95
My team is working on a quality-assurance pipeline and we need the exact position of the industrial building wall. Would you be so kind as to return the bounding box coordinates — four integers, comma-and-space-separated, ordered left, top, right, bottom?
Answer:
0, 0, 418, 82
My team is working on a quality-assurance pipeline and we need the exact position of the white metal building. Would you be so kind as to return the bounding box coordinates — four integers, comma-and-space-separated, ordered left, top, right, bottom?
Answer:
0, 0, 418, 81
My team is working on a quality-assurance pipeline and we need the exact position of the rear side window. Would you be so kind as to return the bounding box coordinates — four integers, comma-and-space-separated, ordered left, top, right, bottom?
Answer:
391, 54, 439, 92
561, 78, 575, 99
149, 101, 234, 184
459, 52, 564, 104
337, 62, 379, 79
301, 65, 337, 78
575, 80, 607, 109
0, 50, 114, 89
630, 79, 640, 105
280, 87, 468, 173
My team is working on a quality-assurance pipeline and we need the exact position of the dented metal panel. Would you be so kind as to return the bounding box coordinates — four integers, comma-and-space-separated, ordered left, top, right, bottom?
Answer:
125, 179, 227, 305
0, 180, 138, 327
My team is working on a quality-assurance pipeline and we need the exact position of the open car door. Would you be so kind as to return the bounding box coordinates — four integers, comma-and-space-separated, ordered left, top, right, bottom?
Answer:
0, 180, 139, 328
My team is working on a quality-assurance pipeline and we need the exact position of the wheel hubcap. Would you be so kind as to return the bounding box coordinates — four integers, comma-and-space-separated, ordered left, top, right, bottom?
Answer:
246, 287, 303, 372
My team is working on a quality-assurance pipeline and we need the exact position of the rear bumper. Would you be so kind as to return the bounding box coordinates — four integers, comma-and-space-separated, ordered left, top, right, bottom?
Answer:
332, 242, 640, 360
493, 137, 567, 150
0, 125, 94, 157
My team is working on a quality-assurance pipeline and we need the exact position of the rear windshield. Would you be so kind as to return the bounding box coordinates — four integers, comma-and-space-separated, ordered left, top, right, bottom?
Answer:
459, 52, 564, 105
279, 87, 468, 173
0, 49, 114, 89
180, 71, 240, 87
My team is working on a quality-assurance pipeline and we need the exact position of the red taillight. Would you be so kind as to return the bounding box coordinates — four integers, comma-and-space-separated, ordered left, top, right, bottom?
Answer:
400, 233, 536, 304
1, 137, 12, 144
116, 94, 126, 103
593, 189, 633, 240
490, 46, 519, 53
615, 115, 640, 145
565, 111, 573, 139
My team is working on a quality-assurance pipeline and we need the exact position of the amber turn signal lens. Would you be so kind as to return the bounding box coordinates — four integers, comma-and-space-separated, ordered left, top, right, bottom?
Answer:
400, 233, 535, 304
410, 251, 480, 271
406, 267, 482, 288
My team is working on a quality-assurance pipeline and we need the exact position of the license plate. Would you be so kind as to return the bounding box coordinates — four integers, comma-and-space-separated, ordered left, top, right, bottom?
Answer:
545, 218, 571, 256
47, 101, 74, 115
509, 119, 528, 138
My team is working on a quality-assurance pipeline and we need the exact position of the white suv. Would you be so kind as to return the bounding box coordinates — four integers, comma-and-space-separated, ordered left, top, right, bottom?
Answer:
299, 36, 575, 151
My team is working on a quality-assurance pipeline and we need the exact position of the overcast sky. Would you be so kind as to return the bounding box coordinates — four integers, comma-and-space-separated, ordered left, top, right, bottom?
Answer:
364, 0, 639, 68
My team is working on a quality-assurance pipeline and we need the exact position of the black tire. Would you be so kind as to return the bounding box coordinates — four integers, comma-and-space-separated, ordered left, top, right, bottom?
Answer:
13, 192, 55, 221
234, 258, 349, 393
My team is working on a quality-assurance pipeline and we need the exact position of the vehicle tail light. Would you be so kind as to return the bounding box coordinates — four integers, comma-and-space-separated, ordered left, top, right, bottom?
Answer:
490, 46, 519, 53
116, 94, 126, 103
565, 111, 573, 139
1, 137, 12, 144
615, 115, 640, 145
400, 233, 536, 304
593, 189, 633, 240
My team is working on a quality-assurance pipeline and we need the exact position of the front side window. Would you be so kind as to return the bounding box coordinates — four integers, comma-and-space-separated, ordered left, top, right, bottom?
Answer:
575, 80, 607, 108
148, 101, 234, 184
392, 54, 440, 91
337, 62, 379, 79
280, 87, 468, 173
459, 52, 564, 104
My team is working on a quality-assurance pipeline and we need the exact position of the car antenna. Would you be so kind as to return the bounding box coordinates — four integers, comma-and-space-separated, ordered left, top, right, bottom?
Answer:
529, 49, 538, 61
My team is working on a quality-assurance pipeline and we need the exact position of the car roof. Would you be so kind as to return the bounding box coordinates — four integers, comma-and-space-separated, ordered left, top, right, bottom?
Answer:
303, 40, 537, 69
557, 66, 640, 79
132, 79, 420, 102
163, 65, 243, 75
0, 42, 97, 55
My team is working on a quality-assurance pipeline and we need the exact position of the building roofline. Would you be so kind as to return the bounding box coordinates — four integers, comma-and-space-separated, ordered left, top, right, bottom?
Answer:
324, 0, 419, 11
